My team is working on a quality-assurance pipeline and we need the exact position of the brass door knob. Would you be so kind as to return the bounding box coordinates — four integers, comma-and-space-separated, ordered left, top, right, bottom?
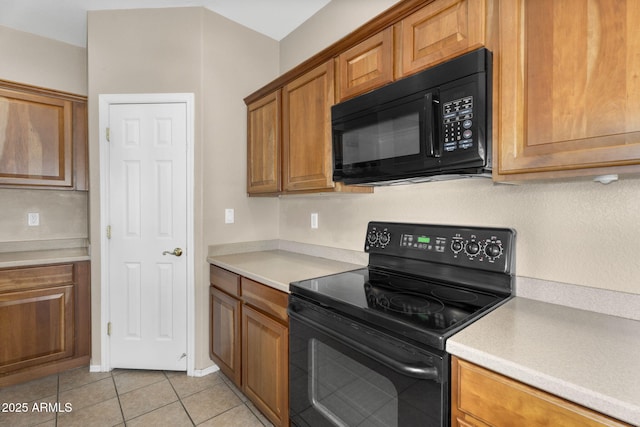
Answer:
162, 248, 183, 257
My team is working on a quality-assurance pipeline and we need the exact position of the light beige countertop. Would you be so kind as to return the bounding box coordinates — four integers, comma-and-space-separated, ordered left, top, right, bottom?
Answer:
447, 297, 640, 425
207, 249, 365, 293
207, 243, 638, 424
0, 240, 90, 268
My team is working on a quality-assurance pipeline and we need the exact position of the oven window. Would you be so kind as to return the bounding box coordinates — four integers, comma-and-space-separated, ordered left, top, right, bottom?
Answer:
309, 339, 398, 427
341, 111, 420, 165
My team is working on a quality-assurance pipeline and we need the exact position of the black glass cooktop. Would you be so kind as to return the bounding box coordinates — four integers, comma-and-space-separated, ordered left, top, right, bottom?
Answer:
290, 267, 508, 350
290, 222, 515, 350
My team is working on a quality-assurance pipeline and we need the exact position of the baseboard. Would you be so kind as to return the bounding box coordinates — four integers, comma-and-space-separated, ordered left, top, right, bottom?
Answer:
192, 364, 220, 377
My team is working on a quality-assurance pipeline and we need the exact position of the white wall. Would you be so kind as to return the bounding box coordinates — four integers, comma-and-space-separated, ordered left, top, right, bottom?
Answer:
0, 25, 86, 95
278, 0, 640, 296
87, 7, 279, 369
280, 0, 401, 72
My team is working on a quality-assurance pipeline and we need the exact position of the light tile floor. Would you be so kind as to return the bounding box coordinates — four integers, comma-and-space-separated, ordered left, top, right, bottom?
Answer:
0, 368, 274, 427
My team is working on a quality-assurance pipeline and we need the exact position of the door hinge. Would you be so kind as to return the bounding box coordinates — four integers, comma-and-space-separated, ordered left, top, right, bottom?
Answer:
106, 225, 111, 239
106, 127, 110, 142
107, 322, 112, 336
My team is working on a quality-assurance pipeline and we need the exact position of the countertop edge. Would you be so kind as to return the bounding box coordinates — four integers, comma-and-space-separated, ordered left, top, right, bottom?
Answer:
0, 248, 90, 269
207, 255, 290, 293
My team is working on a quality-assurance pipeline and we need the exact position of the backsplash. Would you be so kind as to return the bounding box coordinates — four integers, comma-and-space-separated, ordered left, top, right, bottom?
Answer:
277, 177, 640, 296
0, 188, 88, 244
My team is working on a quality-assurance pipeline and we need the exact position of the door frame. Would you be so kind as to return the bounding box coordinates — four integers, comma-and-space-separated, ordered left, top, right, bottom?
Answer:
98, 93, 195, 374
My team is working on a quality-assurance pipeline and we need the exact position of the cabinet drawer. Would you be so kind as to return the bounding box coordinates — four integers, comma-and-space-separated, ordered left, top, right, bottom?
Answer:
241, 277, 288, 324
210, 265, 241, 297
453, 357, 630, 427
0, 264, 74, 293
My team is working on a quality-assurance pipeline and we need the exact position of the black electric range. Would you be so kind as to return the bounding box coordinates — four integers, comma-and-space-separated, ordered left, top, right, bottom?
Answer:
288, 222, 515, 427
290, 221, 515, 351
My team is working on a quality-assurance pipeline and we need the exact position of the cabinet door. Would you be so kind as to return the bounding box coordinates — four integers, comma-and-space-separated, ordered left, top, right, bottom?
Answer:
282, 60, 335, 192
247, 90, 281, 194
451, 357, 630, 427
0, 285, 74, 374
0, 87, 73, 187
210, 286, 241, 387
336, 28, 394, 101
497, 0, 640, 179
398, 0, 486, 77
242, 305, 289, 427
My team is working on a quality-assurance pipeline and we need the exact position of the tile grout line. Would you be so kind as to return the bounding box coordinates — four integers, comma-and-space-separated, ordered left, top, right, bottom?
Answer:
111, 372, 127, 425
218, 373, 273, 427
163, 370, 197, 427
55, 373, 60, 427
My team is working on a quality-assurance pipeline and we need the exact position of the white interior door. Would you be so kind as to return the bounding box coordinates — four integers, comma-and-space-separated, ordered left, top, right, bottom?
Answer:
107, 102, 188, 371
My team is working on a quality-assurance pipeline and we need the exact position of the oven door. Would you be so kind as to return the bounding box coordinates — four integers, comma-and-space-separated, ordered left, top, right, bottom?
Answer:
288, 296, 448, 427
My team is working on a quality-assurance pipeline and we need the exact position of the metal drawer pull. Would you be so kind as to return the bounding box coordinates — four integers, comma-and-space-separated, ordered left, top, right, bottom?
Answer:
162, 248, 183, 257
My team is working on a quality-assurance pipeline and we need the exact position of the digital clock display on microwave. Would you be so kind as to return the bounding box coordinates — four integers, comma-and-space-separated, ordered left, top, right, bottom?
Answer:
401, 234, 447, 252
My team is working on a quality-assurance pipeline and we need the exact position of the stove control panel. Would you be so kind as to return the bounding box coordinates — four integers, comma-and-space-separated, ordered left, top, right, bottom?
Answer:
366, 226, 391, 248
365, 221, 515, 274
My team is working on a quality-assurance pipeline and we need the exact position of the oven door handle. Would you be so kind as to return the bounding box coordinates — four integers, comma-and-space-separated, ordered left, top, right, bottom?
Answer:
288, 306, 440, 381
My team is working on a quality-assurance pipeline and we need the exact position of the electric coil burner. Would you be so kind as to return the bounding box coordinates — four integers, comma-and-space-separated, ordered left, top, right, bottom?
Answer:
288, 222, 515, 427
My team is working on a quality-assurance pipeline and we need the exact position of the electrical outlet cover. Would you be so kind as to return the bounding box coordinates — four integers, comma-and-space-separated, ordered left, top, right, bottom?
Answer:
28, 212, 40, 226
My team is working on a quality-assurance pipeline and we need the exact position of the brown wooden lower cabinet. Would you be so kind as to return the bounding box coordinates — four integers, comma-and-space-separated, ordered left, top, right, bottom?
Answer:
451, 356, 631, 427
242, 305, 289, 427
209, 265, 289, 427
209, 285, 241, 386
0, 261, 91, 387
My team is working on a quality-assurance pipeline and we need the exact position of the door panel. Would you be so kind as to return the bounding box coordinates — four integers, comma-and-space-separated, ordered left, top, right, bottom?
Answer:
108, 102, 188, 371
0, 285, 74, 373
209, 286, 241, 386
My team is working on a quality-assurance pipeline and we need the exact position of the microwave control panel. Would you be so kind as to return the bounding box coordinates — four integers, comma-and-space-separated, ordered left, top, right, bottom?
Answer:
442, 96, 474, 153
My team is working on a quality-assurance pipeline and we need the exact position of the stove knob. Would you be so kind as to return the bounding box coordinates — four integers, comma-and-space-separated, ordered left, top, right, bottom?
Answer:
451, 240, 464, 253
484, 242, 503, 259
465, 241, 480, 257
379, 231, 391, 247
367, 231, 379, 246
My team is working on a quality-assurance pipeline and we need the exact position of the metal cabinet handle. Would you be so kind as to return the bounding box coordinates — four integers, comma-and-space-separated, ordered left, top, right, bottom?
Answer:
162, 248, 183, 257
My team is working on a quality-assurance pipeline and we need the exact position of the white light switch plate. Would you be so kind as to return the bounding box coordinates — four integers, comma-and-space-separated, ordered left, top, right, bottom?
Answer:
225, 208, 234, 224
311, 213, 318, 229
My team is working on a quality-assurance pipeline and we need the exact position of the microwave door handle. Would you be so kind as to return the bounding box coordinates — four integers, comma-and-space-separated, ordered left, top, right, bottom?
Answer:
423, 92, 438, 157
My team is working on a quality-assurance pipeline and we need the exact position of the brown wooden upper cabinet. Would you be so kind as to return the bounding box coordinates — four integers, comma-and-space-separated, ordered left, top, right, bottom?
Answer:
396, 0, 487, 77
247, 90, 281, 194
336, 28, 394, 102
495, 0, 640, 180
0, 80, 88, 190
282, 61, 335, 192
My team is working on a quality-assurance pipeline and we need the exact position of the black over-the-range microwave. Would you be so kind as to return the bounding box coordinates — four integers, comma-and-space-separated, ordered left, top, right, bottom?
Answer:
332, 48, 492, 185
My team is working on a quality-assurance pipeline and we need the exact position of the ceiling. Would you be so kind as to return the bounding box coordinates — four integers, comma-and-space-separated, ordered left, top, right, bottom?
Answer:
0, 0, 331, 47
